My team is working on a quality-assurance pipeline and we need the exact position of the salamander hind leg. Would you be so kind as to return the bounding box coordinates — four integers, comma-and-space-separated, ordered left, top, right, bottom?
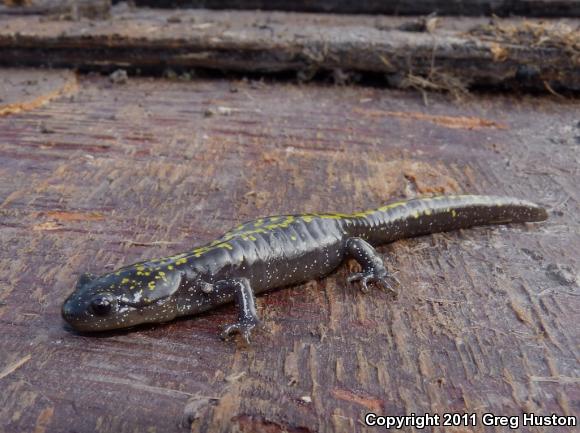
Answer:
217, 278, 261, 344
345, 237, 399, 296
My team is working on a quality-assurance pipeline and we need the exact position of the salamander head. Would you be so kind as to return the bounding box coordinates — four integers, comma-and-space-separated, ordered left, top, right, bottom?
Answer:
62, 265, 183, 332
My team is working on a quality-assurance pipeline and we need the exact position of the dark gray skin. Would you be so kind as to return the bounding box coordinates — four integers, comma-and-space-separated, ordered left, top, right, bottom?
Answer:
62, 195, 548, 342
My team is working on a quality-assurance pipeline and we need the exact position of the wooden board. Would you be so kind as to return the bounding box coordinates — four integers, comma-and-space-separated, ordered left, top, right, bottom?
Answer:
0, 68, 579, 433
134, 0, 580, 18
0, 7, 578, 91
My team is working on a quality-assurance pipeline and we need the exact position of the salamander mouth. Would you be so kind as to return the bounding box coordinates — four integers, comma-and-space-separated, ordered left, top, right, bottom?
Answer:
62, 308, 138, 332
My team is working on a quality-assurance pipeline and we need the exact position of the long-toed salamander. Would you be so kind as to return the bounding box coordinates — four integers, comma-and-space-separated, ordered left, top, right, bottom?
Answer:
62, 195, 547, 342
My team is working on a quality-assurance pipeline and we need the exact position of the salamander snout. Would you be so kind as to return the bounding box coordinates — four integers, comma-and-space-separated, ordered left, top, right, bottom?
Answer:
61, 291, 119, 332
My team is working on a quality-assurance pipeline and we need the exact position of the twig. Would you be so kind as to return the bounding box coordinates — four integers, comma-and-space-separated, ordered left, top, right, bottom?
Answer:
0, 354, 31, 380
121, 240, 178, 247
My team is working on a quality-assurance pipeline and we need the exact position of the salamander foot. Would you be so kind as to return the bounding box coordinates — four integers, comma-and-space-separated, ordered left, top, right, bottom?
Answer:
348, 270, 399, 296
345, 237, 399, 296
220, 318, 260, 344
214, 278, 260, 343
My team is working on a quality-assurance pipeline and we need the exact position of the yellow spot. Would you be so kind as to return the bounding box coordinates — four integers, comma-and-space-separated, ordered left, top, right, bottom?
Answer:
254, 218, 264, 227
137, 271, 143, 276
148, 281, 156, 290
158, 271, 166, 277
451, 209, 457, 218
249, 235, 256, 241
130, 285, 135, 290
319, 213, 347, 220
191, 246, 211, 257
424, 209, 432, 216
378, 201, 406, 211
167, 265, 174, 270
155, 275, 161, 280
269, 216, 279, 222
144, 271, 151, 276
115, 271, 121, 276
412, 211, 420, 219
175, 258, 187, 265
290, 235, 297, 240
219, 243, 233, 250
136, 265, 145, 271
121, 278, 130, 284
302, 215, 313, 223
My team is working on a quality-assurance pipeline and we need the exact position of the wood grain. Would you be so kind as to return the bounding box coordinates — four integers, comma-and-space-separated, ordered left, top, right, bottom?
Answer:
0, 69, 77, 116
0, 69, 578, 433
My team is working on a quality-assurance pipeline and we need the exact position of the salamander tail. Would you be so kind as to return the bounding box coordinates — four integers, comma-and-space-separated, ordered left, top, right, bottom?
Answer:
346, 195, 547, 245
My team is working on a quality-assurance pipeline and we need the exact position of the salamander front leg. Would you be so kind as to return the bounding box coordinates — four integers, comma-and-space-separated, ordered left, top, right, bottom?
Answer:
345, 237, 399, 295
217, 278, 260, 344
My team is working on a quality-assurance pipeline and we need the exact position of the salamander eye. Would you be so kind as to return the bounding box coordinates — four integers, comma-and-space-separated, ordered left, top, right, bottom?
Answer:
90, 295, 114, 316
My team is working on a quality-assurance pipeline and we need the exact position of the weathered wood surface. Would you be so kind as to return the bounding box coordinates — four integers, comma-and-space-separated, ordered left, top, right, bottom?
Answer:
0, 68, 77, 115
0, 68, 579, 433
0, 7, 578, 91
134, 0, 580, 18
0, 0, 111, 18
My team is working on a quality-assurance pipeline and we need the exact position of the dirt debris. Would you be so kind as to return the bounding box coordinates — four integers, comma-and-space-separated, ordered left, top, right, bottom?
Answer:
470, 19, 580, 64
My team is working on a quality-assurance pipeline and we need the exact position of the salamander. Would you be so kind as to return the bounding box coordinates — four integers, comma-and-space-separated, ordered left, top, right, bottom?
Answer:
62, 195, 547, 342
